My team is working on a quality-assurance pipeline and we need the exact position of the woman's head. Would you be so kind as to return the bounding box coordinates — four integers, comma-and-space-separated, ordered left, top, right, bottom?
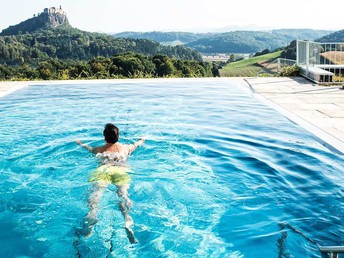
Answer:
103, 123, 119, 143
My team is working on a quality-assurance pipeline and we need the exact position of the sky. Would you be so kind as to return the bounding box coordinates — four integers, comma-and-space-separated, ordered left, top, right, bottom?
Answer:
0, 0, 343, 33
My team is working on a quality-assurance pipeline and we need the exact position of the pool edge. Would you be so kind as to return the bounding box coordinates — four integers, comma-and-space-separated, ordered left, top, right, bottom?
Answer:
3, 77, 343, 155
243, 78, 344, 155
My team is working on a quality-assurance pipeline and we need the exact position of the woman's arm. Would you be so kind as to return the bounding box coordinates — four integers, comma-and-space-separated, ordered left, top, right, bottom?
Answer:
76, 140, 94, 152
128, 138, 145, 154
134, 138, 145, 147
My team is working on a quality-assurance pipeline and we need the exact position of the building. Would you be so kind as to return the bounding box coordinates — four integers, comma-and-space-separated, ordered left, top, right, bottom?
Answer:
43, 6, 65, 15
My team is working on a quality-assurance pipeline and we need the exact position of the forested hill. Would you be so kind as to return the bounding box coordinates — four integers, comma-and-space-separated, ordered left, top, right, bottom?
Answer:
0, 8, 202, 65
317, 29, 344, 42
113, 31, 209, 45
0, 27, 202, 65
182, 29, 332, 53
0, 7, 70, 36
114, 29, 332, 53
186, 31, 288, 53
271, 29, 333, 41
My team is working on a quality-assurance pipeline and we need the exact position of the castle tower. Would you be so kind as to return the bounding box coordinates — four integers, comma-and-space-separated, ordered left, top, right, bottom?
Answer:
43, 7, 65, 15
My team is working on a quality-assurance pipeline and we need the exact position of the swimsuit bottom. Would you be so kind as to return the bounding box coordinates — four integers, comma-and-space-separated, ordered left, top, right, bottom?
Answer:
90, 165, 131, 186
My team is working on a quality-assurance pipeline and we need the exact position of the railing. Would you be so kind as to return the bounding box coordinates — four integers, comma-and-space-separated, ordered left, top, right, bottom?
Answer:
256, 41, 344, 84
278, 223, 344, 258
319, 246, 344, 258
256, 58, 296, 77
297, 40, 344, 84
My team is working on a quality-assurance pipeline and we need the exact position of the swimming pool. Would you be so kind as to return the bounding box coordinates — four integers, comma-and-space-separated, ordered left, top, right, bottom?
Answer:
0, 79, 343, 257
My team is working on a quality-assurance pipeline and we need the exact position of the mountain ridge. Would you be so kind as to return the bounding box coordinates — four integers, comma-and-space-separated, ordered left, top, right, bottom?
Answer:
317, 29, 344, 42
114, 29, 334, 53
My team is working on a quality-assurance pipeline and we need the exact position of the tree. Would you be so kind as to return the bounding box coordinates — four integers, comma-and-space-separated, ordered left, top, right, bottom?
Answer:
229, 54, 236, 62
152, 54, 177, 77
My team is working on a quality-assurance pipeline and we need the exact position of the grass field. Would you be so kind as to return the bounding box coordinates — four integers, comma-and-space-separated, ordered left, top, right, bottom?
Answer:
220, 51, 283, 77
321, 51, 344, 82
333, 75, 344, 82
321, 51, 344, 65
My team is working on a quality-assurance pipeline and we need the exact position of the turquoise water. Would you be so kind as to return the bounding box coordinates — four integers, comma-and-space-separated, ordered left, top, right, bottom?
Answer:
0, 79, 343, 257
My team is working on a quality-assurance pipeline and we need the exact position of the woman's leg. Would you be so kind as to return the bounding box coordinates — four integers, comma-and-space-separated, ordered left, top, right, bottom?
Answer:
117, 184, 137, 243
82, 180, 108, 237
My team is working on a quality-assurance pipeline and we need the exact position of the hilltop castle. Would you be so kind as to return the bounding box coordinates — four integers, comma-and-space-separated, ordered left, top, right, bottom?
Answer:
43, 6, 65, 15
0, 6, 69, 36
42, 6, 69, 29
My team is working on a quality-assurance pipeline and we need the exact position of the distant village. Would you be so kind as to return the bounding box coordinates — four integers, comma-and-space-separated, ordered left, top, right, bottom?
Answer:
202, 53, 252, 62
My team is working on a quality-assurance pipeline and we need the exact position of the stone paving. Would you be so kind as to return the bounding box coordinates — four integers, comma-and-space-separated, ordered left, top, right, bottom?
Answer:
244, 77, 344, 154
0, 81, 29, 98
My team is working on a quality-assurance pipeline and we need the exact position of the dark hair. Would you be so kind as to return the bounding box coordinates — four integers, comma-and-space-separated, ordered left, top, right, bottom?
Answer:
103, 123, 119, 143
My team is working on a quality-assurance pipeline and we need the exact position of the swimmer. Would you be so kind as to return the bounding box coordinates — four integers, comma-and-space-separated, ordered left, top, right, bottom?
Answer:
76, 123, 145, 243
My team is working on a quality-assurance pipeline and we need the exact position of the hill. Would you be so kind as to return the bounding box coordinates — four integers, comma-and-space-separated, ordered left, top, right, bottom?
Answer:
186, 31, 287, 54
0, 7, 70, 36
187, 30, 333, 54
113, 29, 332, 54
0, 28, 202, 65
0, 8, 202, 65
220, 50, 283, 76
113, 31, 208, 45
317, 29, 344, 42
271, 29, 333, 42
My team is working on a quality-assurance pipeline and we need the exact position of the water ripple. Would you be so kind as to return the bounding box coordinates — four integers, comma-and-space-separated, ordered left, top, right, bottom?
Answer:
1, 80, 344, 257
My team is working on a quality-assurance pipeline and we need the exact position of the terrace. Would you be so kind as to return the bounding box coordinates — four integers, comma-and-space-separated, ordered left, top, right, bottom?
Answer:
297, 40, 344, 84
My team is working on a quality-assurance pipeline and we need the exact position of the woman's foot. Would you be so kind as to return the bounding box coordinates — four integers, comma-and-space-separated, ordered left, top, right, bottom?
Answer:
125, 227, 138, 244
81, 216, 98, 238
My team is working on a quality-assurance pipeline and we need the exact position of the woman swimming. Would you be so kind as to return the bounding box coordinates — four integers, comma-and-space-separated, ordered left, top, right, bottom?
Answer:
76, 123, 145, 243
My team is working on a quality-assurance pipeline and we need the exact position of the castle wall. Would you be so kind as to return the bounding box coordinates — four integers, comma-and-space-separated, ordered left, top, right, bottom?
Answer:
43, 7, 65, 15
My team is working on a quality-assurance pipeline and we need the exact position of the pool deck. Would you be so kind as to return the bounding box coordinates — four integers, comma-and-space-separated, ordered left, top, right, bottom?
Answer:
243, 77, 344, 155
1, 77, 344, 154
0, 81, 29, 98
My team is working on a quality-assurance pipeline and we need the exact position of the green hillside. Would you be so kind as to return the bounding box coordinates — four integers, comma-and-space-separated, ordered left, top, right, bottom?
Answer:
272, 29, 333, 41
0, 7, 70, 36
0, 27, 202, 65
0, 7, 216, 80
113, 31, 208, 45
220, 50, 282, 76
114, 29, 333, 54
317, 29, 344, 42
0, 8, 202, 65
186, 31, 286, 53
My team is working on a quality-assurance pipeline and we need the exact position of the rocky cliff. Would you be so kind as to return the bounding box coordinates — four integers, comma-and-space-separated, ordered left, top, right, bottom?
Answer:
0, 7, 70, 36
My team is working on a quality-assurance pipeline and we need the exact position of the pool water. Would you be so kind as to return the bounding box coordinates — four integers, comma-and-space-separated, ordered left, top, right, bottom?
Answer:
0, 79, 343, 257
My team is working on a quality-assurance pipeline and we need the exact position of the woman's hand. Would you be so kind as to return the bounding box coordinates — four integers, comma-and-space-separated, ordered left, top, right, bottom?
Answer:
76, 140, 94, 152
75, 140, 83, 145
133, 138, 145, 148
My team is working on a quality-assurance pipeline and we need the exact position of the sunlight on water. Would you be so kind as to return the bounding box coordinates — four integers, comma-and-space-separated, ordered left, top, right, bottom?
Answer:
0, 79, 343, 257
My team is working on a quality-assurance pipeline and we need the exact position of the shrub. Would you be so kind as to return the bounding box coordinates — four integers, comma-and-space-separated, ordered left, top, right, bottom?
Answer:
279, 64, 299, 76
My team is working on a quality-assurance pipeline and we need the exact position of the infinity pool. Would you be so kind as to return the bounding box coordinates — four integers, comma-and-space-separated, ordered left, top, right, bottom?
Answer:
0, 79, 343, 257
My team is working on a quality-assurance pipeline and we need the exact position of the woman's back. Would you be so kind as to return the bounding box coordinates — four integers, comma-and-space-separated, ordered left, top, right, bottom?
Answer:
95, 143, 135, 165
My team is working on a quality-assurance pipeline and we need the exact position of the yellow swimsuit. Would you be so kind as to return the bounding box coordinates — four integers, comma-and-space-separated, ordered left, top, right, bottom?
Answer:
90, 144, 135, 186
90, 164, 131, 186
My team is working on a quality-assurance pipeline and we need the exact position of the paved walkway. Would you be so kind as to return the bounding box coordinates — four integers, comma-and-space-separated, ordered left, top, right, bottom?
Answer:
1, 77, 344, 154
244, 77, 344, 154
0, 81, 29, 98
